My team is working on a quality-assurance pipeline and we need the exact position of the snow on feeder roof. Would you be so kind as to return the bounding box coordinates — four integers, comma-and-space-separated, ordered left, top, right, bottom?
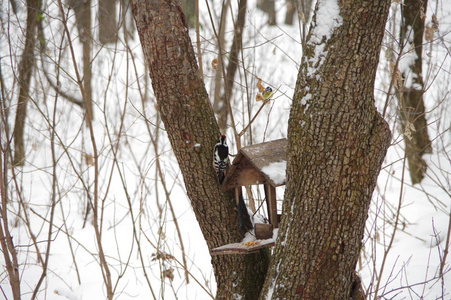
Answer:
222, 138, 288, 191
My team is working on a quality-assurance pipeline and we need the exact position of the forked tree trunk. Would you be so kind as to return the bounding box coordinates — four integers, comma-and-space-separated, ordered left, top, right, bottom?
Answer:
130, 1, 269, 299
398, 0, 431, 184
260, 0, 392, 299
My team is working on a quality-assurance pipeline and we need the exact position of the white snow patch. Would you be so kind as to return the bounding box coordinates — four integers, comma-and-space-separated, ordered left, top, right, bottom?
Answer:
300, 92, 312, 106
306, 0, 343, 78
252, 213, 268, 224
262, 161, 287, 185
310, 0, 343, 44
266, 260, 282, 300
398, 45, 418, 74
266, 284, 275, 300
398, 42, 419, 88
54, 286, 83, 300
241, 231, 256, 243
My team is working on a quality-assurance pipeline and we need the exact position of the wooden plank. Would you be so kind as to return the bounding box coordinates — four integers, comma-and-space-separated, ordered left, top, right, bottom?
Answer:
241, 138, 287, 161
210, 239, 276, 255
221, 138, 288, 190
234, 187, 240, 205
265, 184, 278, 228
241, 139, 287, 187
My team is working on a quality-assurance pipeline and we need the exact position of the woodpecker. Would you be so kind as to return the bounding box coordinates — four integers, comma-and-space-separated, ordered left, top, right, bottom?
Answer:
213, 135, 228, 184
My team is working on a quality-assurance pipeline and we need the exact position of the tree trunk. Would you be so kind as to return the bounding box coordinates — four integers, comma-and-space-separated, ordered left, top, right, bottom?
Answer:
212, 1, 230, 132
261, 0, 392, 299
257, 0, 276, 26
13, 0, 40, 166
99, 0, 118, 44
67, 0, 93, 121
130, 1, 269, 298
284, 0, 296, 25
221, 0, 247, 132
398, 0, 431, 184
181, 0, 195, 28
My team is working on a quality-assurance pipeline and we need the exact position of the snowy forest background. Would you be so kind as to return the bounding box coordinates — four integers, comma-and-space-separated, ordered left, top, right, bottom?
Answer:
0, 0, 450, 299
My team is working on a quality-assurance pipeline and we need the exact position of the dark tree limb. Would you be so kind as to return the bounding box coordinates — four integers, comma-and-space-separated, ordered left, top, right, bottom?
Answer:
13, 0, 40, 166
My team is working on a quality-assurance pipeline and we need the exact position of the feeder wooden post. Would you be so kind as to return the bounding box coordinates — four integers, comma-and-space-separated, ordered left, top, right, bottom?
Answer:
235, 187, 241, 205
264, 183, 278, 228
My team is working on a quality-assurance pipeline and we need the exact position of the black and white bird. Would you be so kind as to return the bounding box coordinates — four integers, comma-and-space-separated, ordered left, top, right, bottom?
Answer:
213, 135, 228, 184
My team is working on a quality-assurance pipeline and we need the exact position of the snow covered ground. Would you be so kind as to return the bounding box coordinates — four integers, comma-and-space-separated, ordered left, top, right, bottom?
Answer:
0, 0, 450, 299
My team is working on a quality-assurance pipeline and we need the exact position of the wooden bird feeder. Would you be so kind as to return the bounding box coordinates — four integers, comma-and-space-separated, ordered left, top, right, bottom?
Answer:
211, 138, 288, 255
223, 138, 287, 228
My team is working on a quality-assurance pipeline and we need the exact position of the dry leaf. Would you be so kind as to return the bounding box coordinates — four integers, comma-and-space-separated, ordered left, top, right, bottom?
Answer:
390, 62, 403, 91
158, 227, 166, 240
394, 69, 403, 91
256, 93, 264, 102
163, 268, 174, 281
420, 5, 426, 20
298, 10, 305, 23
84, 153, 94, 166
432, 14, 439, 30
425, 25, 434, 42
256, 77, 265, 92
151, 252, 174, 262
211, 58, 219, 70
404, 121, 416, 141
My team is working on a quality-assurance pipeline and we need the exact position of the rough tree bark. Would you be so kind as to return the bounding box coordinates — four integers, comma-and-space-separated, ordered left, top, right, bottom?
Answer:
260, 0, 392, 299
130, 1, 269, 299
397, 0, 431, 184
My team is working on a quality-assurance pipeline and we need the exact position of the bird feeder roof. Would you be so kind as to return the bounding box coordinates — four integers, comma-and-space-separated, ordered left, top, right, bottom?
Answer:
222, 138, 288, 190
